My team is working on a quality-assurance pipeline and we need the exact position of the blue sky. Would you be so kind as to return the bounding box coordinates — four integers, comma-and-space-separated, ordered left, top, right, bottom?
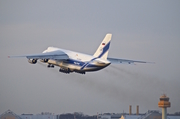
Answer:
0, 0, 180, 115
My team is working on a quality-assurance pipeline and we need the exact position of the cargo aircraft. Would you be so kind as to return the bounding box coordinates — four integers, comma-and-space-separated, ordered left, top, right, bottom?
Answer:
9, 34, 150, 74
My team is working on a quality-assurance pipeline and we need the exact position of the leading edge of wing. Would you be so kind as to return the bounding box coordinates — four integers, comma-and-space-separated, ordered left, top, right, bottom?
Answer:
8, 50, 69, 60
107, 57, 154, 64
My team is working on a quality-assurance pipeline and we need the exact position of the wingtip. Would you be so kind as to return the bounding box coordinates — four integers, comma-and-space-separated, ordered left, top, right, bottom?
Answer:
147, 62, 155, 64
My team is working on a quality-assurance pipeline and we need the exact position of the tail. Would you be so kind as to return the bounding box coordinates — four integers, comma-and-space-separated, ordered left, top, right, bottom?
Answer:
93, 33, 112, 60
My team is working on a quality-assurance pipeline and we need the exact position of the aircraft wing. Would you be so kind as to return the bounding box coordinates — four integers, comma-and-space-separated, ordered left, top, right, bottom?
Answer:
107, 57, 153, 64
9, 50, 69, 60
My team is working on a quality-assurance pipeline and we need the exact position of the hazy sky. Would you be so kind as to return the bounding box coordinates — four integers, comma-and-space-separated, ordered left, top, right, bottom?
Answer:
0, 0, 180, 115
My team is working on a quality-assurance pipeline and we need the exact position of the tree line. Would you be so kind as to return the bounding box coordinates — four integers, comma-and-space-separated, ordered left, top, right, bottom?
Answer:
58, 112, 97, 119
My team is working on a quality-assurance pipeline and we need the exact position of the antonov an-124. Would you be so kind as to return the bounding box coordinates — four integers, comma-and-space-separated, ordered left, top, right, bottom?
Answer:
9, 34, 152, 74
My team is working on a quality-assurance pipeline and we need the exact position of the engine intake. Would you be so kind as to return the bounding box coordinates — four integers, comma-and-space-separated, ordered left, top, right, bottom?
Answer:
40, 59, 49, 63
28, 59, 37, 64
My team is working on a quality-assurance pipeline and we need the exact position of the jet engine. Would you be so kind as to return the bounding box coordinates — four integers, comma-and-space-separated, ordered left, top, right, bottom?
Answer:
40, 59, 49, 63
28, 59, 37, 64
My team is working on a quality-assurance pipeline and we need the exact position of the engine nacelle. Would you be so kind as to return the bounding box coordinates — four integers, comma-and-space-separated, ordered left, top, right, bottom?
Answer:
28, 59, 37, 64
40, 59, 49, 63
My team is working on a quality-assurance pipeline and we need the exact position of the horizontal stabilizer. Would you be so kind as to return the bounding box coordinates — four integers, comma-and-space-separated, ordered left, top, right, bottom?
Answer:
107, 57, 154, 64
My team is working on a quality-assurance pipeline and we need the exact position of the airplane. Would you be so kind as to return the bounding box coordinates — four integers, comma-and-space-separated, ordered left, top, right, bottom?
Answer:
9, 34, 151, 74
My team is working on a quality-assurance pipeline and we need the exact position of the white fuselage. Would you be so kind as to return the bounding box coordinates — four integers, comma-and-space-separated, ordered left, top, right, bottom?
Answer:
43, 47, 111, 73
10, 34, 149, 74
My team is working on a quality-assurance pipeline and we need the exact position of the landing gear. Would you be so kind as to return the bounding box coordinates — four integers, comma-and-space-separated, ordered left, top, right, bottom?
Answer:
59, 68, 70, 74
78, 72, 85, 74
47, 64, 54, 68
58, 68, 86, 74
74, 71, 86, 74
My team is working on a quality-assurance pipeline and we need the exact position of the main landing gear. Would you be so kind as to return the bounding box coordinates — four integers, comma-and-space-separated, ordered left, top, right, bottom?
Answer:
47, 64, 54, 68
59, 68, 70, 74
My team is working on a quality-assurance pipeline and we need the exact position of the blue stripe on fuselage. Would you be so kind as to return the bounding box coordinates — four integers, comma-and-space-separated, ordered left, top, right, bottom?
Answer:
80, 57, 98, 70
63, 42, 110, 70
80, 42, 110, 70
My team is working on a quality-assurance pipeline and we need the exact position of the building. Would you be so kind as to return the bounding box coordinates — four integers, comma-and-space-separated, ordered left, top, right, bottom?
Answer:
1, 110, 179, 119
120, 110, 180, 119
120, 115, 141, 119
20, 112, 54, 119
99, 110, 180, 119
0, 110, 55, 119
0, 110, 22, 119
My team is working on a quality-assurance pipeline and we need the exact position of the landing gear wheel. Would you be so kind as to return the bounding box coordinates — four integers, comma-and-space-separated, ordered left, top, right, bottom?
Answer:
47, 64, 54, 68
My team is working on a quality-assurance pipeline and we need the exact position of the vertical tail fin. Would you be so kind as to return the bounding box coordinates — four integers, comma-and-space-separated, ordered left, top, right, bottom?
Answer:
93, 34, 112, 60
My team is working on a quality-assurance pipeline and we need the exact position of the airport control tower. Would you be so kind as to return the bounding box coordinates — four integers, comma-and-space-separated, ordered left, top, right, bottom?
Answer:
158, 94, 171, 119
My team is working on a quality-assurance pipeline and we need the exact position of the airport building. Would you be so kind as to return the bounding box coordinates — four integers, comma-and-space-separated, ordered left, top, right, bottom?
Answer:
1, 109, 180, 119
1, 95, 180, 119
0, 110, 55, 119
99, 110, 180, 119
0, 110, 22, 119
20, 113, 54, 119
